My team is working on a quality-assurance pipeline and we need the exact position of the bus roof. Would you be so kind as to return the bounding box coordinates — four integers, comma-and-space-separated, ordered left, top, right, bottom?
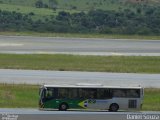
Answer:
42, 84, 142, 89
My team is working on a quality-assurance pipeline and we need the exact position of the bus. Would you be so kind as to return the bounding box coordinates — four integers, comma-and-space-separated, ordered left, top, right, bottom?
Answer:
39, 84, 144, 112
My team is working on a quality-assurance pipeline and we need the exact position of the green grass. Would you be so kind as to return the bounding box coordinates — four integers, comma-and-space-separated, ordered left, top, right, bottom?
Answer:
0, 0, 160, 22
0, 84, 38, 108
0, 54, 160, 73
0, 84, 159, 111
1, 31, 160, 40
0, 0, 130, 11
0, 0, 123, 19
0, 4, 54, 16
1, 0, 160, 11
1, 0, 159, 20
0, 0, 37, 6
0, 3, 82, 20
143, 88, 160, 111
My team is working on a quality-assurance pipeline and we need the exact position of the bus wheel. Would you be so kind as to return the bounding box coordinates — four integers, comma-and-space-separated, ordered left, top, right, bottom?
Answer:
109, 103, 119, 112
59, 103, 68, 111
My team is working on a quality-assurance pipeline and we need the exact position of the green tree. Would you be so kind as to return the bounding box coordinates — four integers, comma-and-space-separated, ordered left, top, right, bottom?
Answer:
35, 0, 44, 8
49, 0, 58, 10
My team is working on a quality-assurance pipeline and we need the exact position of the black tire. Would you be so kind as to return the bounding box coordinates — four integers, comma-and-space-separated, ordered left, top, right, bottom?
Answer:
109, 103, 119, 112
59, 103, 68, 111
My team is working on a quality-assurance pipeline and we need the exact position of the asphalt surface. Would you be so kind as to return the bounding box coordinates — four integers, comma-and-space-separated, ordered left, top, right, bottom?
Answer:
0, 35, 160, 56
0, 69, 160, 88
0, 109, 160, 120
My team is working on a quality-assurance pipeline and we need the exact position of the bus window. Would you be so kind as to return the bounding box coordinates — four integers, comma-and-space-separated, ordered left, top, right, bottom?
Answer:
112, 89, 140, 98
112, 89, 126, 97
45, 88, 55, 100
79, 88, 85, 99
78, 88, 97, 99
89, 90, 96, 99
97, 89, 112, 99
126, 89, 140, 98
58, 88, 67, 99
68, 88, 78, 99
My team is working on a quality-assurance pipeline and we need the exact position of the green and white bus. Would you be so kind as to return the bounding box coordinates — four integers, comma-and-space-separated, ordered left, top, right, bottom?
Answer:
39, 84, 144, 112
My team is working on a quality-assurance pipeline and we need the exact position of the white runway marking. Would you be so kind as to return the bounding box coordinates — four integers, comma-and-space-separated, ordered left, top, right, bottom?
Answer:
0, 43, 24, 47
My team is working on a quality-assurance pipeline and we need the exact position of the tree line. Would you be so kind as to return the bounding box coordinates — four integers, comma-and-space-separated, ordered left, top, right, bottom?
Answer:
35, 0, 58, 10
0, 7, 160, 35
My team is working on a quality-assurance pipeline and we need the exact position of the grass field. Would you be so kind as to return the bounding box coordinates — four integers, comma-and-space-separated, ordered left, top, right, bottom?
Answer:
1, 0, 160, 21
0, 0, 131, 11
1, 31, 160, 40
0, 4, 54, 16
0, 84, 38, 108
0, 84, 159, 111
0, 54, 160, 73
0, 0, 128, 20
0, 3, 83, 20
143, 88, 160, 111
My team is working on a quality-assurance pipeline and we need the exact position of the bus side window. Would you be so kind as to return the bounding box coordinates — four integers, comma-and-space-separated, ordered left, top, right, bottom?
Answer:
89, 89, 97, 99
78, 88, 85, 99
97, 89, 112, 99
126, 89, 140, 98
113, 89, 125, 97
58, 88, 68, 99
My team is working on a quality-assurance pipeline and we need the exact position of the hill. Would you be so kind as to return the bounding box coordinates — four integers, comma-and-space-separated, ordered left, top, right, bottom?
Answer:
1, 0, 160, 15
0, 0, 160, 35
0, 0, 160, 20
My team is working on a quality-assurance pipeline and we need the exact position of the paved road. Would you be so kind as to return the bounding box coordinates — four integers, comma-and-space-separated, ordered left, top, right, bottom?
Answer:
0, 69, 160, 88
0, 109, 160, 120
0, 35, 160, 56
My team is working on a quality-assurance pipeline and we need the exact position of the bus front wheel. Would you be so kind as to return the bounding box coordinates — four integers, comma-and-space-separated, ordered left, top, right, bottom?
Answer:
59, 103, 68, 111
109, 103, 119, 112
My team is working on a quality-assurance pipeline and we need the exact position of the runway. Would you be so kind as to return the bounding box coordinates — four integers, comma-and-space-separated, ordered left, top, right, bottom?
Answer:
0, 69, 160, 88
0, 109, 160, 120
0, 36, 160, 119
0, 35, 160, 56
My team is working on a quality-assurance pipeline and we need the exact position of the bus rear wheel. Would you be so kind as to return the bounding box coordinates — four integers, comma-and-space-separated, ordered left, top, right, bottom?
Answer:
109, 103, 119, 112
59, 103, 68, 111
